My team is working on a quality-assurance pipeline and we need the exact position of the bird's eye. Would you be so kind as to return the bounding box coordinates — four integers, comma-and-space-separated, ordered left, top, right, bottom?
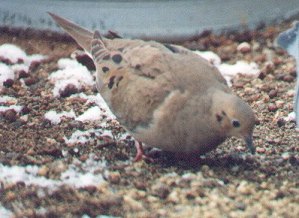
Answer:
232, 119, 241, 128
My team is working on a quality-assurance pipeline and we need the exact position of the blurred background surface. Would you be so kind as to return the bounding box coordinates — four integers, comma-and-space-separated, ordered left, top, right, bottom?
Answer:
1, 0, 299, 41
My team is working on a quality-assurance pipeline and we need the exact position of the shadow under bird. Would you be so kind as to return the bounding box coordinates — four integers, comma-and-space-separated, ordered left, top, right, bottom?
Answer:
49, 12, 256, 161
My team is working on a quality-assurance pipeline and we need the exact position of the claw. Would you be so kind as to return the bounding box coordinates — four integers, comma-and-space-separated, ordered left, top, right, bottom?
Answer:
133, 141, 154, 162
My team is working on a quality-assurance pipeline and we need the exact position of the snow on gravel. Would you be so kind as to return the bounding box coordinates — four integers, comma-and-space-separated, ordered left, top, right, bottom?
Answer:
0, 154, 107, 190
0, 43, 45, 90
194, 50, 260, 86
44, 58, 119, 147
0, 204, 13, 218
44, 110, 76, 125
0, 95, 23, 113
48, 58, 94, 97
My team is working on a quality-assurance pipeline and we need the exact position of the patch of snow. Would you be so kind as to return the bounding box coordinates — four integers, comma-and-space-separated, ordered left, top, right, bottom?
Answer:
284, 111, 296, 122
60, 155, 107, 188
0, 43, 46, 66
64, 128, 113, 145
0, 204, 13, 218
0, 95, 22, 114
57, 58, 82, 69
26, 54, 45, 65
70, 93, 115, 119
0, 105, 23, 113
10, 63, 29, 73
44, 110, 76, 125
0, 44, 27, 64
217, 61, 260, 86
0, 63, 14, 88
194, 50, 222, 65
76, 106, 103, 122
0, 154, 107, 190
0, 44, 45, 90
49, 58, 94, 97
194, 50, 260, 86
0, 96, 18, 104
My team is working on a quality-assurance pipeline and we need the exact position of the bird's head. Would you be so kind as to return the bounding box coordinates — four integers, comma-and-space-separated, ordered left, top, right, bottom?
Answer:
212, 91, 256, 154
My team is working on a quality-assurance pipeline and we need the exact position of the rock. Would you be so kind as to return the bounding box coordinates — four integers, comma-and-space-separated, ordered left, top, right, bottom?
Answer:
268, 103, 278, 112
283, 75, 294, 82
268, 89, 278, 98
3, 109, 17, 122
237, 42, 251, 53
151, 183, 170, 199
59, 84, 79, 97
107, 171, 121, 184
237, 181, 252, 195
3, 79, 14, 87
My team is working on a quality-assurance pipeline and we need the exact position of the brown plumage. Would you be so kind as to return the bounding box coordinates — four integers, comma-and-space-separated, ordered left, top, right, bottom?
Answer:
49, 13, 256, 160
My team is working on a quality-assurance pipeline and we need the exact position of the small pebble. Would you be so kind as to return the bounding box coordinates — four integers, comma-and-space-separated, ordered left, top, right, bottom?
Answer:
237, 181, 252, 195
275, 100, 284, 108
38, 166, 49, 177
18, 70, 30, 79
276, 118, 286, 127
167, 190, 180, 203
235, 202, 246, 210
124, 195, 144, 211
268, 103, 278, 112
3, 109, 17, 122
20, 106, 30, 115
29, 61, 40, 72
59, 84, 79, 97
5, 191, 16, 201
107, 171, 121, 184
281, 152, 290, 160
256, 147, 266, 153
3, 79, 14, 87
24, 77, 38, 86
286, 89, 295, 97
268, 89, 278, 98
151, 183, 170, 199
283, 75, 294, 82
237, 42, 251, 53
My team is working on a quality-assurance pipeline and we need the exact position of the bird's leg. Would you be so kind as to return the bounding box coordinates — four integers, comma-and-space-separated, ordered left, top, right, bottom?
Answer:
133, 141, 153, 162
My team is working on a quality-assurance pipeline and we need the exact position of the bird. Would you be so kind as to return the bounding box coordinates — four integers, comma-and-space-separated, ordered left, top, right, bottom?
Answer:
49, 12, 256, 161
276, 21, 299, 131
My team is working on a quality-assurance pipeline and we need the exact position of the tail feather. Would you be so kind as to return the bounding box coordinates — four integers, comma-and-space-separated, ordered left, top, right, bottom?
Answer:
91, 31, 109, 63
48, 12, 93, 54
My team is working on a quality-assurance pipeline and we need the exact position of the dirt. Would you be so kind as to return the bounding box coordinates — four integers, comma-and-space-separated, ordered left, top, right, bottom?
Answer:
0, 21, 298, 218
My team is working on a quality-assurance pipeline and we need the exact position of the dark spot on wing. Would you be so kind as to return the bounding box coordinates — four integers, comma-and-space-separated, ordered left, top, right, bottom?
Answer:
102, 66, 109, 73
164, 44, 179, 53
135, 64, 141, 70
116, 76, 123, 87
112, 54, 123, 64
108, 76, 116, 89
222, 111, 227, 116
216, 114, 223, 122
118, 48, 124, 52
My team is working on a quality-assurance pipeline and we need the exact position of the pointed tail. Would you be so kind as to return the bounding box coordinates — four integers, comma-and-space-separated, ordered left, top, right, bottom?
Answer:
48, 12, 94, 54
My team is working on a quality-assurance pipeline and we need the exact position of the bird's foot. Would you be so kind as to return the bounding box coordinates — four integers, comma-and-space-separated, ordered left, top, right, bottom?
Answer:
133, 141, 154, 162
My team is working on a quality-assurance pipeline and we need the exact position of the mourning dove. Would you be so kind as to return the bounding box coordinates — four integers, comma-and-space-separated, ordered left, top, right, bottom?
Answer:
49, 13, 256, 161
276, 21, 299, 130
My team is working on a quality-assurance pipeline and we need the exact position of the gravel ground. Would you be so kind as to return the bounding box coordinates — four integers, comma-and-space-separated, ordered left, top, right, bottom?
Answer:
0, 20, 298, 218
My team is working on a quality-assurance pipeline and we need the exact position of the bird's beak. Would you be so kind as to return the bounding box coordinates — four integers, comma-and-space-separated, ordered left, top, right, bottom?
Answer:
244, 134, 255, 154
